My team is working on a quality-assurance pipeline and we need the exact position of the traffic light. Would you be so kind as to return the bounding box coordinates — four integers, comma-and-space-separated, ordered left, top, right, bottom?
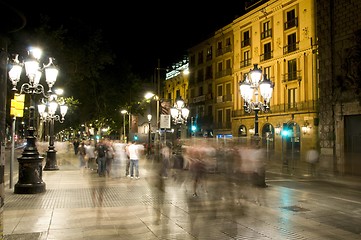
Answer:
281, 123, 291, 137
134, 135, 138, 141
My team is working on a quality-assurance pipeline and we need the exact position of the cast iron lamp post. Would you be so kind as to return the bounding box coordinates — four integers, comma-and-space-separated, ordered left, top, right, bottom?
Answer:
38, 92, 68, 171
239, 64, 274, 142
8, 47, 59, 194
145, 92, 160, 160
239, 64, 274, 188
147, 114, 152, 155
170, 97, 189, 140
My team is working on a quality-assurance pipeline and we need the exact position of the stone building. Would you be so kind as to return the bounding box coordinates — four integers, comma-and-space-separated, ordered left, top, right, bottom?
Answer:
317, 0, 361, 176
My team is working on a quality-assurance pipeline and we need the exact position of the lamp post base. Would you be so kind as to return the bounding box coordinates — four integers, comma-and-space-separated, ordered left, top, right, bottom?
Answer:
14, 155, 46, 194
43, 149, 59, 171
250, 135, 267, 188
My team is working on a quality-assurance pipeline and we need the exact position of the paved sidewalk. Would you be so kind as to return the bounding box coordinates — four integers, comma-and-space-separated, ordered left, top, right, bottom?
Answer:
3, 152, 361, 239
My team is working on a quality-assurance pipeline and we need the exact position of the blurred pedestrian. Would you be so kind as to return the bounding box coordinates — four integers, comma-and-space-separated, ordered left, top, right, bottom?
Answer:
105, 140, 115, 178
126, 140, 144, 179
96, 139, 107, 177
77, 141, 86, 173
306, 147, 319, 176
85, 140, 96, 170
73, 139, 80, 155
160, 141, 171, 178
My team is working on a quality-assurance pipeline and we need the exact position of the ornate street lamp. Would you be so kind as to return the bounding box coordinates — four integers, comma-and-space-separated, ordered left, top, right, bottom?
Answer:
239, 64, 274, 188
239, 64, 274, 142
8, 47, 59, 194
170, 97, 189, 125
38, 92, 68, 171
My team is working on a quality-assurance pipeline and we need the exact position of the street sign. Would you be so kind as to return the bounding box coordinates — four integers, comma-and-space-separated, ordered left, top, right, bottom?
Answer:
160, 114, 171, 129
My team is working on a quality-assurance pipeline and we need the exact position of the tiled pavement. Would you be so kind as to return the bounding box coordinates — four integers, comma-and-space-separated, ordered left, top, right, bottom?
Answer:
3, 152, 361, 240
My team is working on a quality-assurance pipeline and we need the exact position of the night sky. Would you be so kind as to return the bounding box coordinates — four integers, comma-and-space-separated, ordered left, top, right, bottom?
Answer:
1, 1, 245, 78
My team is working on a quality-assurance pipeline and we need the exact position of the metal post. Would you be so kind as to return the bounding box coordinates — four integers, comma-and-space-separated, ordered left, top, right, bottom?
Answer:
148, 120, 151, 155
123, 114, 126, 143
10, 117, 15, 189
43, 118, 59, 171
15, 93, 46, 194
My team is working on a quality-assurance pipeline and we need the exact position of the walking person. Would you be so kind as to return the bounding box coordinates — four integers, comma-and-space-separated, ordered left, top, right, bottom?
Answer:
77, 141, 87, 173
126, 141, 144, 179
95, 139, 107, 177
160, 142, 171, 178
73, 139, 80, 155
306, 147, 319, 176
85, 140, 96, 170
125, 143, 131, 177
105, 140, 115, 178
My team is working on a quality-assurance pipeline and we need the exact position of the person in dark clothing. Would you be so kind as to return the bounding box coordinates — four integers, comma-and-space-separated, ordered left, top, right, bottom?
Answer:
73, 139, 80, 155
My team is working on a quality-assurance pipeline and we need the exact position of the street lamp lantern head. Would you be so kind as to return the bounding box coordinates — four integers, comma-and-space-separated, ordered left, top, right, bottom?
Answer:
259, 73, 274, 103
170, 107, 178, 119
8, 55, 23, 90
249, 64, 263, 85
37, 103, 46, 118
44, 58, 58, 92
60, 105, 68, 119
48, 100, 58, 116
239, 74, 253, 102
24, 55, 40, 83
121, 109, 128, 115
144, 92, 155, 100
176, 97, 185, 109
147, 114, 152, 122
181, 107, 190, 119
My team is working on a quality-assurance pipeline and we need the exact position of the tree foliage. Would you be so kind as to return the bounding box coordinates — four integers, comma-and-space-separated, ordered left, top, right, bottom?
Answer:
6, 14, 151, 137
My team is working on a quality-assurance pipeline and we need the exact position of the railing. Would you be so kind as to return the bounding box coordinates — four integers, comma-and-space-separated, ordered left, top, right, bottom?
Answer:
283, 42, 299, 54
261, 29, 272, 39
240, 59, 252, 68
284, 17, 298, 30
233, 100, 318, 117
215, 68, 232, 79
224, 45, 232, 53
260, 51, 273, 62
241, 39, 251, 48
282, 70, 302, 82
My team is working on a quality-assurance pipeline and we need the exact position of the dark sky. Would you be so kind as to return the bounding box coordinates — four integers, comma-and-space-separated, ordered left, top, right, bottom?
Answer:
1, 1, 245, 78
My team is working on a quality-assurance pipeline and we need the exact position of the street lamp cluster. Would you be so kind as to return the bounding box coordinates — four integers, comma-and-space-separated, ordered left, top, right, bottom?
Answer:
38, 91, 68, 171
239, 64, 274, 139
170, 97, 189, 125
8, 47, 63, 194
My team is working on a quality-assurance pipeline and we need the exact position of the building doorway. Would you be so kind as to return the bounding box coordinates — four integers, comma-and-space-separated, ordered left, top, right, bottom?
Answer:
344, 115, 361, 176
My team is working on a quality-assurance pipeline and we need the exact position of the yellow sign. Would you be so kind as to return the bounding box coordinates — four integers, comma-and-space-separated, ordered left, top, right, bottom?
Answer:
10, 94, 25, 117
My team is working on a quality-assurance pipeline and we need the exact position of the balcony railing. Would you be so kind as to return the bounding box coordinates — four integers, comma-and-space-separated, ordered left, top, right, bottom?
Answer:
283, 42, 299, 54
241, 38, 251, 48
284, 17, 298, 30
282, 70, 302, 82
260, 51, 273, 62
224, 45, 232, 53
240, 59, 252, 68
215, 68, 232, 79
233, 100, 318, 117
261, 29, 272, 39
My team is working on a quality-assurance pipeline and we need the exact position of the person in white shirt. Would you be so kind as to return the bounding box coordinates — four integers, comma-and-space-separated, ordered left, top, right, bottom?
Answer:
126, 141, 144, 179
